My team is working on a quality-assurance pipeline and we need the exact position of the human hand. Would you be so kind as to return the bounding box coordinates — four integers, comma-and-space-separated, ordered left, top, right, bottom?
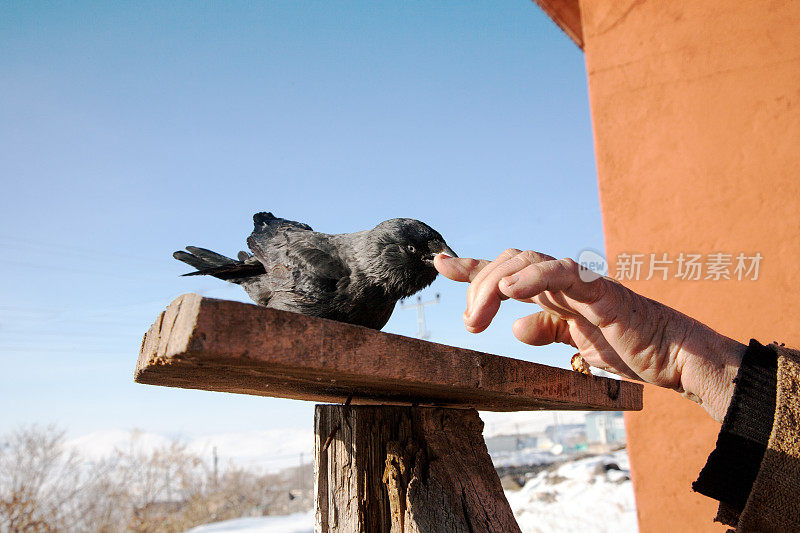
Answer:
434, 249, 746, 422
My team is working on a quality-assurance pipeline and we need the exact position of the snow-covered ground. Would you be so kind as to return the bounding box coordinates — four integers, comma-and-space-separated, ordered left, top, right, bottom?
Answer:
506, 450, 637, 533
179, 449, 637, 533
185, 511, 313, 533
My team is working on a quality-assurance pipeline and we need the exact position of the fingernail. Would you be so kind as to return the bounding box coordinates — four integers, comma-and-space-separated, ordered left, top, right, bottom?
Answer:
502, 275, 518, 286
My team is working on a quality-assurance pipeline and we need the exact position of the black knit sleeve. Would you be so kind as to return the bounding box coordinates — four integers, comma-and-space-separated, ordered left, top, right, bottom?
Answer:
692, 339, 778, 513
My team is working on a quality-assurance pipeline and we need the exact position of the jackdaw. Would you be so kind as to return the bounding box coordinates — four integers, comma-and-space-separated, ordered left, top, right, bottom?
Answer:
173, 212, 457, 330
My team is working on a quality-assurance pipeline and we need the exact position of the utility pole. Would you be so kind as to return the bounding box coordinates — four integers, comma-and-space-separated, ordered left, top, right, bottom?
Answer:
299, 452, 304, 491
400, 293, 440, 339
212, 446, 218, 489
553, 412, 560, 446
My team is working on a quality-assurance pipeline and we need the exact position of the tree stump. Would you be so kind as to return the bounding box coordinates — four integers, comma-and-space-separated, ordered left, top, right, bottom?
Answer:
314, 405, 521, 533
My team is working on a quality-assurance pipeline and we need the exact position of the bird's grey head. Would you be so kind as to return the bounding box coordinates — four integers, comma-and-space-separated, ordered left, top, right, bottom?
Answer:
365, 218, 457, 299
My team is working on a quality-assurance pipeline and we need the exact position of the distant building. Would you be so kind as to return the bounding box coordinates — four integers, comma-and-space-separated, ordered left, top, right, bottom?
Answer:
585, 412, 626, 444
485, 433, 543, 454
544, 423, 585, 444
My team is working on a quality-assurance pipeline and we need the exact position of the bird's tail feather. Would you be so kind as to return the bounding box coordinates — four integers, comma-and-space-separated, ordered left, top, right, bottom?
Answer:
173, 247, 265, 281
185, 246, 235, 266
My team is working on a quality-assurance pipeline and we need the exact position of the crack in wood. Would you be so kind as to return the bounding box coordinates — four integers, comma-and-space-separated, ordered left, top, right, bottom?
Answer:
315, 406, 521, 532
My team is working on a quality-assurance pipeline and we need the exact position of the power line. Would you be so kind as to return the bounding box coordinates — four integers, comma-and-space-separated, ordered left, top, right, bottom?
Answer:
0, 234, 166, 266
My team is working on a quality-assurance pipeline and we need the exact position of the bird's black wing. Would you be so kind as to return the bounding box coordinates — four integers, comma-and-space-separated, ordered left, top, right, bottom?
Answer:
252, 212, 313, 235
246, 216, 352, 318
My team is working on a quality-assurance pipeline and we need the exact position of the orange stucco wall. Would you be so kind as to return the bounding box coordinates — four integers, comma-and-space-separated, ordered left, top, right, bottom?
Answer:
579, 0, 800, 530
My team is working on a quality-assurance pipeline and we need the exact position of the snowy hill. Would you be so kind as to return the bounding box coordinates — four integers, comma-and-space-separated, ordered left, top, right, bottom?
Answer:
63, 411, 589, 470
65, 428, 314, 472
182, 450, 636, 533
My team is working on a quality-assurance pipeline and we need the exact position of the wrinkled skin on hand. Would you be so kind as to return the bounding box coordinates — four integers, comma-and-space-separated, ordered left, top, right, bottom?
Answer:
434, 249, 746, 422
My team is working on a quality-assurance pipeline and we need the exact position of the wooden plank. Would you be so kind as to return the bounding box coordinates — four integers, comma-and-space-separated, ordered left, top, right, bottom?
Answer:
134, 293, 642, 411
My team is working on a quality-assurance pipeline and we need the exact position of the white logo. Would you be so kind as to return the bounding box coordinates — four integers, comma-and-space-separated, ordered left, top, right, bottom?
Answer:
577, 249, 608, 282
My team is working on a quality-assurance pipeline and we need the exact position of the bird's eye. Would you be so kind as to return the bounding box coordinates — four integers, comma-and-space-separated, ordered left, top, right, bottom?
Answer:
406, 244, 416, 253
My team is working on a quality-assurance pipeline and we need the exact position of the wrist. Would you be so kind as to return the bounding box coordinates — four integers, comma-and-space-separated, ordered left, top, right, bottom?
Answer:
678, 325, 746, 422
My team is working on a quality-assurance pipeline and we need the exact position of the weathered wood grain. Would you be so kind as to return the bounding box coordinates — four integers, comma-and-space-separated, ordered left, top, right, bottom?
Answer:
314, 405, 521, 533
134, 293, 642, 411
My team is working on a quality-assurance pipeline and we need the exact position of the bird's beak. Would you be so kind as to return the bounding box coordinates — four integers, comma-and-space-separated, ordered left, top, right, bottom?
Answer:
424, 243, 458, 265
440, 244, 458, 258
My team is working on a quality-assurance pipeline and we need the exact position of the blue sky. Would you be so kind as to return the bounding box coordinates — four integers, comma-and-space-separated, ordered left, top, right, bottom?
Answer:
0, 1, 601, 438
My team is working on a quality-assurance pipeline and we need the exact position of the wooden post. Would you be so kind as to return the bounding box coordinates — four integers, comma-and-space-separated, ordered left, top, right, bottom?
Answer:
314, 405, 520, 533
134, 295, 643, 532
